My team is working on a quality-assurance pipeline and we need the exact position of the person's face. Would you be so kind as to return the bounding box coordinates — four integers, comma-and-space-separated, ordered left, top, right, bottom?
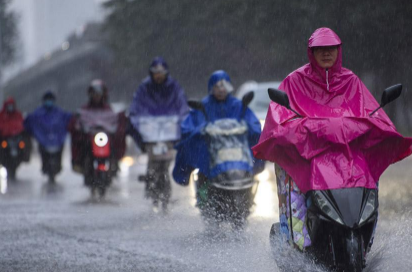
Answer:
212, 81, 229, 101
43, 99, 55, 108
6, 104, 15, 113
152, 72, 167, 85
313, 46, 339, 69
91, 92, 103, 104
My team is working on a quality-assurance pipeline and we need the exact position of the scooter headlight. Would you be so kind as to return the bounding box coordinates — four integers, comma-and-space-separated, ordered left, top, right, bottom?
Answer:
94, 132, 108, 147
259, 119, 265, 130
359, 190, 377, 225
313, 191, 344, 225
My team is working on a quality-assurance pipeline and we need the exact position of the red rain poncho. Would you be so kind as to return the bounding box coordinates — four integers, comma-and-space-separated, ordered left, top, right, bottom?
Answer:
0, 97, 24, 137
68, 103, 127, 165
252, 28, 412, 193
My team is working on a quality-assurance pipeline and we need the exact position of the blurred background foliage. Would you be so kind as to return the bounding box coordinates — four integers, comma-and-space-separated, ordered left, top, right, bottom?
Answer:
0, 0, 18, 68
103, 0, 412, 132
2, 0, 412, 132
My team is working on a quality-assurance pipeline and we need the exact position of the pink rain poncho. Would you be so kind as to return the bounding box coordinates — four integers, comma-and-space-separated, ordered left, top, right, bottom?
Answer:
253, 28, 412, 193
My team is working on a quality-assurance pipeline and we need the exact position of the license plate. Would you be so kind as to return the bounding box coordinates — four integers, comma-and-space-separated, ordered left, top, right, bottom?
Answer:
218, 148, 243, 162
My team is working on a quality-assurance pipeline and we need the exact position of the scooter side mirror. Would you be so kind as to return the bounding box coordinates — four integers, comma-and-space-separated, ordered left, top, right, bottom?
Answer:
381, 84, 402, 107
188, 100, 204, 111
188, 100, 209, 121
240, 91, 254, 119
242, 91, 254, 107
370, 83, 402, 116
268, 88, 291, 109
268, 88, 302, 118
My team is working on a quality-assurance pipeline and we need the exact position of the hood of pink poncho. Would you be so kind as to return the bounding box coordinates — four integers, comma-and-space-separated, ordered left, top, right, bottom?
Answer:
252, 27, 412, 193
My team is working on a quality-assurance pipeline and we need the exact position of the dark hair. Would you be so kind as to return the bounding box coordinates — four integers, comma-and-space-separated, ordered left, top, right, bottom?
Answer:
42, 91, 56, 101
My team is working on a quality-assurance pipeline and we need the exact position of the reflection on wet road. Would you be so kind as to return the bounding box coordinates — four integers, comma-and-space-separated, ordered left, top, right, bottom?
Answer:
0, 150, 411, 271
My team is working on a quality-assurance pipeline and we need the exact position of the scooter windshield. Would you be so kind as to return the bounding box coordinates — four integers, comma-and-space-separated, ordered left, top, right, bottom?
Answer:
135, 115, 180, 143
205, 119, 253, 169
78, 109, 119, 134
253, 114, 412, 193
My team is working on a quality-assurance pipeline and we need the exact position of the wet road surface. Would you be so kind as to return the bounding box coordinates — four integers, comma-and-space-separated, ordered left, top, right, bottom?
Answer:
0, 148, 411, 271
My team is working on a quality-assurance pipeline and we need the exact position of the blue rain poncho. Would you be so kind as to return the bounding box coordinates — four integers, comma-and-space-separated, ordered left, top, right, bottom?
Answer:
24, 105, 72, 147
173, 94, 264, 185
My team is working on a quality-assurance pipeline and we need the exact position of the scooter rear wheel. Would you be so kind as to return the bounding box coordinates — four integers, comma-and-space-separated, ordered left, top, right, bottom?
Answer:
6, 165, 17, 180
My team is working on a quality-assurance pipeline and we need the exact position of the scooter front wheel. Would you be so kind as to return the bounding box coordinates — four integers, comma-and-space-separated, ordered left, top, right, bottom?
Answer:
98, 187, 106, 198
270, 223, 279, 240
48, 173, 56, 183
341, 231, 364, 272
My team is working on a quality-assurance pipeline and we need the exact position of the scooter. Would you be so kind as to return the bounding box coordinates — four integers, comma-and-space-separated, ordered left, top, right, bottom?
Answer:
188, 92, 258, 228
40, 145, 63, 183
135, 116, 180, 211
268, 84, 403, 271
0, 133, 30, 180
75, 109, 119, 199
84, 129, 114, 198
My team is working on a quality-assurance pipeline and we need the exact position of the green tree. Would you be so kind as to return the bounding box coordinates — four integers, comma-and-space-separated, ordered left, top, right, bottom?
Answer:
0, 0, 18, 67
103, 0, 412, 132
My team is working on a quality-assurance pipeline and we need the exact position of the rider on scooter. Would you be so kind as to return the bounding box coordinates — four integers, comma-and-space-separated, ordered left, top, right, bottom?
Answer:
129, 57, 189, 150
173, 70, 264, 215
252, 27, 412, 257
0, 97, 24, 139
24, 91, 72, 182
0, 97, 31, 178
129, 57, 189, 207
69, 80, 127, 187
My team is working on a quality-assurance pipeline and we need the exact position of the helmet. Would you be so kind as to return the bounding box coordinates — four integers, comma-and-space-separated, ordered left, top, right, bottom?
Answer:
88, 79, 107, 94
88, 79, 108, 104
208, 70, 233, 93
